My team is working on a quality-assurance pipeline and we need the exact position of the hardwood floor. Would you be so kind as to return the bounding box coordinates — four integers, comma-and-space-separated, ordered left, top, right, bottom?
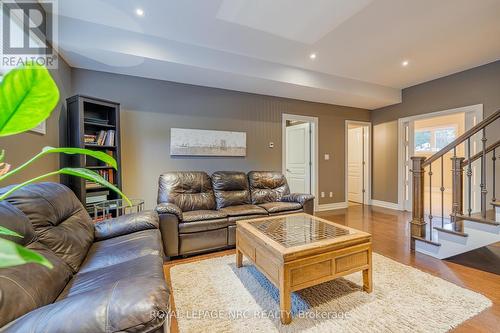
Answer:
164, 205, 500, 332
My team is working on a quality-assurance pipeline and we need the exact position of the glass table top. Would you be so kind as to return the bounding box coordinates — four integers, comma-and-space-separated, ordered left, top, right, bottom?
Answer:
248, 215, 351, 248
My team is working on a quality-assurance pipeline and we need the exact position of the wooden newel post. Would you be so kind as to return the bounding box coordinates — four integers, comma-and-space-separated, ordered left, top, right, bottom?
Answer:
450, 157, 465, 221
410, 156, 426, 249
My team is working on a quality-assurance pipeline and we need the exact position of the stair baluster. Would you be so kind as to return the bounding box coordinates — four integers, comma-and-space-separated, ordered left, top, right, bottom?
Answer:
467, 138, 472, 216
493, 148, 497, 202
440, 156, 445, 228
429, 164, 433, 240
480, 129, 487, 218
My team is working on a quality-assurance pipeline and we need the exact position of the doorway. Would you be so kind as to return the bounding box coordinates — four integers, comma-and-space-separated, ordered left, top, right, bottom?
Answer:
398, 104, 483, 212
282, 114, 318, 211
345, 121, 371, 205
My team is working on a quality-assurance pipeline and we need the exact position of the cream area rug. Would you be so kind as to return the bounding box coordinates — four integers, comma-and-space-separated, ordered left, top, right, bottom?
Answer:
170, 254, 491, 333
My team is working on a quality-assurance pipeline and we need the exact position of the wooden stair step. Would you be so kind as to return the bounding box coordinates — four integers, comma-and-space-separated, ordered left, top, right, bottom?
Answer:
455, 212, 499, 226
434, 226, 468, 237
413, 235, 441, 247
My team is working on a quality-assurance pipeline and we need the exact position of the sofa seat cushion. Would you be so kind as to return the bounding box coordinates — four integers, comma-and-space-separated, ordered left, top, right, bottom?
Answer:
4, 276, 169, 333
57, 254, 165, 299
182, 210, 227, 222
258, 202, 302, 214
78, 229, 163, 274
179, 219, 229, 234
220, 204, 268, 217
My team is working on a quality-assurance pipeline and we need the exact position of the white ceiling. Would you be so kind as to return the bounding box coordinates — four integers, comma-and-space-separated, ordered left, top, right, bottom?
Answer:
48, 0, 500, 110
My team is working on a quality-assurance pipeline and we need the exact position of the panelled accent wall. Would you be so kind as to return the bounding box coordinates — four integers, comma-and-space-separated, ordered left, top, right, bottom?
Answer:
371, 60, 500, 204
71, 69, 370, 209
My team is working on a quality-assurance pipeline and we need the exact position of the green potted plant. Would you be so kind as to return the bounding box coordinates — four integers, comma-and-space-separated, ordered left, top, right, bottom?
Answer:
0, 63, 130, 269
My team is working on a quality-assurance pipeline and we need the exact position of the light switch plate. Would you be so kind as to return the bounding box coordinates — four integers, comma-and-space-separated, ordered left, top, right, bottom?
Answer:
269, 142, 274, 148
324, 154, 330, 160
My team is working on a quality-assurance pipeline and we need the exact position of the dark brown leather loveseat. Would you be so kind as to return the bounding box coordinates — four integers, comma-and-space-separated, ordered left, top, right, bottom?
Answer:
156, 171, 314, 258
0, 183, 170, 333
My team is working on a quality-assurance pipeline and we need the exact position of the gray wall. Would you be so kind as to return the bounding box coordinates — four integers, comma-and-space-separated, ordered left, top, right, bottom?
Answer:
72, 68, 370, 209
0, 59, 73, 185
371, 60, 500, 204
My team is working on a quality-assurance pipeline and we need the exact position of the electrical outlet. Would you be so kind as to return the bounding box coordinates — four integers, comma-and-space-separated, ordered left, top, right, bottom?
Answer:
320, 192, 325, 198
329, 192, 333, 198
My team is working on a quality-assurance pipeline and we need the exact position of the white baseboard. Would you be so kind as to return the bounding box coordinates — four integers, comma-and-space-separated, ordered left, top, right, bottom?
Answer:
315, 202, 348, 212
371, 200, 401, 210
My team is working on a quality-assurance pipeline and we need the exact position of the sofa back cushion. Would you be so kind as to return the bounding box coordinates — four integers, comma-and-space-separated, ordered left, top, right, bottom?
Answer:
0, 201, 73, 327
248, 171, 290, 204
158, 172, 216, 211
211, 171, 251, 209
2, 182, 94, 273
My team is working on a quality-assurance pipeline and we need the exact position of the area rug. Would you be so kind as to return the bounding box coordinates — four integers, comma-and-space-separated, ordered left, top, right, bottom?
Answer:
170, 253, 491, 333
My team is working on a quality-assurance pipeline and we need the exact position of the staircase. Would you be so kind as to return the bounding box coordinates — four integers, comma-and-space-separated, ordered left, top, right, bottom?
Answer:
410, 109, 500, 259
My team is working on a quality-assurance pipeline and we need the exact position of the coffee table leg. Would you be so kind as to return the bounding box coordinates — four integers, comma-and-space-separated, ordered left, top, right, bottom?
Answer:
279, 267, 292, 324
363, 267, 372, 293
236, 248, 243, 268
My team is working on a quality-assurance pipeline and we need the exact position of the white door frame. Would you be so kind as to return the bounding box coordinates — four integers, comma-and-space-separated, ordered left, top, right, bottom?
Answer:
282, 113, 318, 212
345, 120, 372, 206
397, 104, 484, 211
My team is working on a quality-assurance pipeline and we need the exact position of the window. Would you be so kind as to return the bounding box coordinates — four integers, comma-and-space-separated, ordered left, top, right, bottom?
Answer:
415, 126, 457, 152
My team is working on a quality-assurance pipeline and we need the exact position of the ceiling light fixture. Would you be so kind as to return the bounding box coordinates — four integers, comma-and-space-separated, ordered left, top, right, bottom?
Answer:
136, 8, 144, 16
402, 60, 409, 67
309, 53, 317, 60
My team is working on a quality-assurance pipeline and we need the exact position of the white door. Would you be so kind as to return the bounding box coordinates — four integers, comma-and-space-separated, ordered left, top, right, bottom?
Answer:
285, 122, 311, 193
348, 127, 364, 203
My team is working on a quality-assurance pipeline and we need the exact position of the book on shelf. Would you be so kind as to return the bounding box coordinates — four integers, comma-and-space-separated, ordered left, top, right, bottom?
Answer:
104, 130, 115, 146
84, 134, 97, 143
86, 130, 115, 146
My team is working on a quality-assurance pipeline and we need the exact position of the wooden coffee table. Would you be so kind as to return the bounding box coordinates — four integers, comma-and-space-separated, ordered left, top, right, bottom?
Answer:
236, 213, 372, 324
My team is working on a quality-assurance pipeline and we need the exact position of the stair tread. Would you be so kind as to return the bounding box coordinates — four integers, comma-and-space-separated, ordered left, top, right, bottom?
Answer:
413, 235, 441, 247
434, 226, 468, 237
455, 212, 499, 226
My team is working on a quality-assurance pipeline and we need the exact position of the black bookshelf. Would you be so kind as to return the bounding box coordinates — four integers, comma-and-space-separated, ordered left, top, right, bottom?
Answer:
64, 95, 122, 212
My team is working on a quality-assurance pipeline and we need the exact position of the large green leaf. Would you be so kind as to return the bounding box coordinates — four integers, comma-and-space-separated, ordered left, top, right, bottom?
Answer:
59, 168, 130, 205
42, 147, 117, 169
0, 64, 60, 137
0, 226, 21, 237
0, 146, 117, 182
0, 238, 53, 268
0, 168, 131, 206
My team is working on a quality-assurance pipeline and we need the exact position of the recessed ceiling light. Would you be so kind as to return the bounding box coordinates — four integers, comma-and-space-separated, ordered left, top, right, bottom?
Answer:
136, 8, 144, 16
309, 53, 317, 60
402, 60, 409, 67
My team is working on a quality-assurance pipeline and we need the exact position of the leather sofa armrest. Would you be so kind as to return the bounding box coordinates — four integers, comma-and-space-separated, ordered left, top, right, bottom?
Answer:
281, 193, 315, 205
94, 210, 159, 241
155, 203, 182, 258
155, 202, 183, 221
282, 193, 315, 215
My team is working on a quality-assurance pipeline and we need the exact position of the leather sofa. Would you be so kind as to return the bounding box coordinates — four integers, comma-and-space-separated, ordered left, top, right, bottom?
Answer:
156, 171, 314, 258
0, 183, 170, 333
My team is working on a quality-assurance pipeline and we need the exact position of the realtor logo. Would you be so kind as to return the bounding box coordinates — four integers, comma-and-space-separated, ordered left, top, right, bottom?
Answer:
1, 0, 58, 68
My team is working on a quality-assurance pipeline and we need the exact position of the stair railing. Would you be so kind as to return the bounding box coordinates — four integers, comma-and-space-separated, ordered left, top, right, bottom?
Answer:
410, 109, 500, 248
